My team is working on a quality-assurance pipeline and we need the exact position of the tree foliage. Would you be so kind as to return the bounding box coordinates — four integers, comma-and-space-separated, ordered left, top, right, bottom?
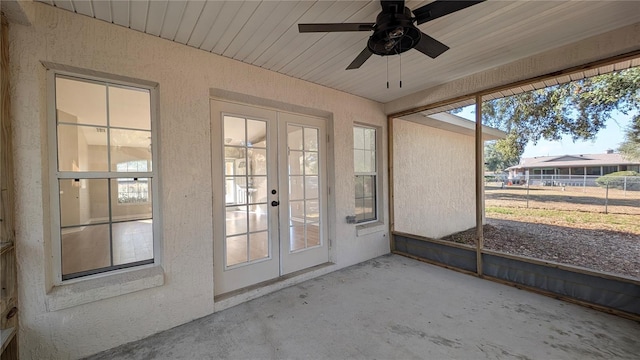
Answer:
482, 67, 640, 160
484, 141, 519, 172
619, 116, 640, 161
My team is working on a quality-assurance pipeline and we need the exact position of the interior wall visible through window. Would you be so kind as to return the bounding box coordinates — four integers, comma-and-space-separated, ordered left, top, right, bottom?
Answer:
51, 74, 157, 280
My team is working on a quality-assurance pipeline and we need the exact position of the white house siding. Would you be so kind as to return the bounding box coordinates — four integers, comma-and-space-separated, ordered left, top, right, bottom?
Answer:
393, 120, 476, 239
10, 3, 388, 358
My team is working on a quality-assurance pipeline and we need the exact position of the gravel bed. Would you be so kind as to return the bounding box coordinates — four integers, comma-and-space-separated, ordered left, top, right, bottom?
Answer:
441, 218, 640, 279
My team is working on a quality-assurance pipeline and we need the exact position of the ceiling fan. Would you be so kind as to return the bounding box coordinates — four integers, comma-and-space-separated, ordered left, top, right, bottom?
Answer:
298, 0, 485, 70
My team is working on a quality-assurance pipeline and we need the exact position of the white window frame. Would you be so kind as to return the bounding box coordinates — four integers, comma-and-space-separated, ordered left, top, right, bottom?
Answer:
353, 124, 381, 226
46, 64, 162, 286
116, 160, 151, 205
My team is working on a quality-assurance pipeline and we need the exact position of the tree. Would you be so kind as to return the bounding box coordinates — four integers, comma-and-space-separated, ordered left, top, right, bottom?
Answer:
484, 141, 519, 172
619, 116, 640, 161
481, 67, 640, 160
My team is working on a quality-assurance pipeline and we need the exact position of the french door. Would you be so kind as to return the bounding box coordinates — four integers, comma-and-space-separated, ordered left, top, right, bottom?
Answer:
211, 100, 328, 295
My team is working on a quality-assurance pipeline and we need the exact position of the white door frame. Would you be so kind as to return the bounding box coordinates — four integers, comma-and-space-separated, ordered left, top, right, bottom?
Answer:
211, 100, 330, 296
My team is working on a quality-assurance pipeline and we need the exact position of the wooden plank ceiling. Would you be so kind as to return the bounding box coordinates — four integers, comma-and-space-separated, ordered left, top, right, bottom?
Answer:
36, 0, 640, 104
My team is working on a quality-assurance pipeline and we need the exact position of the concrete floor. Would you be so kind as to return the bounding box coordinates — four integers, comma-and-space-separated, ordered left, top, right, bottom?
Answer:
87, 254, 640, 359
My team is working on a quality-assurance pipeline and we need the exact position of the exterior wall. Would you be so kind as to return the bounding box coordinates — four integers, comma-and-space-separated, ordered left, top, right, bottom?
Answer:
10, 3, 388, 359
393, 120, 476, 239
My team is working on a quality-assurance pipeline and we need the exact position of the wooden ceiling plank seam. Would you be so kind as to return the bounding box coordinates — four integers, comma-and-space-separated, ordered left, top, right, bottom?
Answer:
326, 50, 434, 94
173, 0, 206, 44
159, 1, 188, 41
109, 0, 113, 24
71, 0, 93, 17
35, 1, 640, 104
292, 1, 381, 78
110, 0, 130, 27
287, 2, 380, 74
262, 1, 360, 70
144, 0, 169, 37
187, 1, 225, 48
298, 34, 370, 80
423, 1, 549, 46
230, 1, 305, 61
198, 2, 244, 52
438, 3, 581, 63
222, 1, 281, 58
91, 0, 112, 23
53, 0, 75, 13
288, 29, 368, 77
273, 1, 370, 73
326, 58, 411, 95
322, 6, 548, 91
236, 1, 313, 64
240, 1, 316, 64
212, 1, 262, 55
253, 1, 332, 71
128, 0, 148, 32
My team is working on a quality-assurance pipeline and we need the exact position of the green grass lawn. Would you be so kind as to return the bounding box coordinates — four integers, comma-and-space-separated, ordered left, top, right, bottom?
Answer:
486, 206, 640, 235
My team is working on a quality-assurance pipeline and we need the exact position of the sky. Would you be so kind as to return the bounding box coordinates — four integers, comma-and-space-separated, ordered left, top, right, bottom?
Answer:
454, 106, 632, 159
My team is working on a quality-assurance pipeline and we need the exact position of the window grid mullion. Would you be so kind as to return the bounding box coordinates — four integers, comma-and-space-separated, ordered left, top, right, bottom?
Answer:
57, 172, 153, 179
53, 72, 157, 281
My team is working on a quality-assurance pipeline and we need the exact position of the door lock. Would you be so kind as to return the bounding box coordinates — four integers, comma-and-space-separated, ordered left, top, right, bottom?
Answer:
271, 201, 280, 207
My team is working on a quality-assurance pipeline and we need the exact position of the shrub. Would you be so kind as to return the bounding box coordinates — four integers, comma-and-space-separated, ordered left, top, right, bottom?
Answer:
595, 171, 640, 190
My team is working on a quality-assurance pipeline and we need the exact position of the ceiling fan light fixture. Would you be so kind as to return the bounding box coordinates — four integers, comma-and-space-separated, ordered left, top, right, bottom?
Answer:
388, 27, 404, 39
297, 0, 486, 69
384, 40, 396, 51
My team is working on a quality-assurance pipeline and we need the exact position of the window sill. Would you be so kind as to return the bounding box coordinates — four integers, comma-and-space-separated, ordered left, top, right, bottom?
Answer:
46, 265, 164, 312
356, 221, 387, 237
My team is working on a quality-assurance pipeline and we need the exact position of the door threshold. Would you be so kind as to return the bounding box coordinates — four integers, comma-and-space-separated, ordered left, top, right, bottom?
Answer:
214, 262, 335, 312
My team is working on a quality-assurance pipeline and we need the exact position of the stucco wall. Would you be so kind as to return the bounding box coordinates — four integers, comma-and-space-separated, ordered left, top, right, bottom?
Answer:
10, 3, 388, 359
393, 120, 476, 239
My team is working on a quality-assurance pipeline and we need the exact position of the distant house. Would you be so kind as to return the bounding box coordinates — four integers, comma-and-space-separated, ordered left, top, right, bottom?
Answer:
506, 150, 640, 186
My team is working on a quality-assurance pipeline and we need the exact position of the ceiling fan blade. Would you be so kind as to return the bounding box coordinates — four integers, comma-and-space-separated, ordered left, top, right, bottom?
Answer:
298, 23, 375, 33
414, 32, 450, 59
413, 0, 485, 25
381, 0, 405, 13
346, 47, 374, 70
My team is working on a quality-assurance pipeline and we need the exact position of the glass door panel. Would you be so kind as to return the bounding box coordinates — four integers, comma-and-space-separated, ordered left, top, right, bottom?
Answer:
212, 101, 328, 294
279, 113, 328, 275
212, 100, 279, 296
223, 116, 269, 267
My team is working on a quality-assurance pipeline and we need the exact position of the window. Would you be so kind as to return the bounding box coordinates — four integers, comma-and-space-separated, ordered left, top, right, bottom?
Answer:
117, 161, 150, 204
354, 125, 377, 223
586, 166, 601, 176
571, 167, 585, 175
51, 73, 158, 281
602, 166, 618, 175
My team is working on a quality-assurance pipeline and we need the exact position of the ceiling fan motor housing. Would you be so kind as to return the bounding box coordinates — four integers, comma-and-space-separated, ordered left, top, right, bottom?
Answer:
368, 7, 421, 56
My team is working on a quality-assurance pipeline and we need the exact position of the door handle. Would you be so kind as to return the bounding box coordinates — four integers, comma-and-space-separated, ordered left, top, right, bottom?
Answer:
271, 201, 280, 207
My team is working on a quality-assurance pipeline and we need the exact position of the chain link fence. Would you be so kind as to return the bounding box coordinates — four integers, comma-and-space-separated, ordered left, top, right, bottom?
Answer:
485, 175, 640, 214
